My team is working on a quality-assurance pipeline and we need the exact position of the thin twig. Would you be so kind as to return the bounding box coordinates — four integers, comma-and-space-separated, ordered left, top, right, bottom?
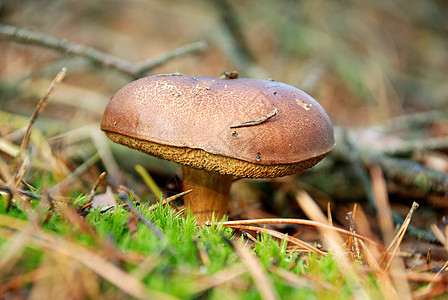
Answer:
0, 23, 207, 78
19, 67, 67, 152
118, 193, 166, 241
13, 155, 30, 190
211, 0, 254, 64
148, 189, 192, 211
230, 108, 279, 128
131, 41, 207, 78
13, 67, 66, 187
117, 185, 141, 203
346, 211, 361, 262
87, 172, 106, 203
0, 186, 39, 200
0, 183, 38, 214
81, 172, 107, 209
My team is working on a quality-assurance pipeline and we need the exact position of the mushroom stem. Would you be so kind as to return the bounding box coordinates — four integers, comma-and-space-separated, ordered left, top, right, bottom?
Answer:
181, 165, 233, 224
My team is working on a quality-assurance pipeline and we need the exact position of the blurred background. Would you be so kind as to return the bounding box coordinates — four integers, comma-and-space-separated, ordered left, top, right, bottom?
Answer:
2, 0, 447, 123
1, 0, 448, 227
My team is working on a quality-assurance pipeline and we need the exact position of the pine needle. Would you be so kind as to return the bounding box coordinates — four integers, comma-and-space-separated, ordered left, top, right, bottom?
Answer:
381, 202, 419, 270
227, 223, 326, 255
207, 218, 375, 244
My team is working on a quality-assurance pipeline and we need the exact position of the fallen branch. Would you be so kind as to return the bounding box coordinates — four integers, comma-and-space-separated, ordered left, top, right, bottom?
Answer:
374, 109, 448, 133
363, 154, 448, 197
380, 135, 448, 157
331, 129, 441, 242
335, 128, 448, 198
0, 23, 207, 78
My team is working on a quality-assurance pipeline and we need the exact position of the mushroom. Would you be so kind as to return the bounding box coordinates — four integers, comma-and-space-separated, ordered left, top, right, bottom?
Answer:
101, 74, 335, 224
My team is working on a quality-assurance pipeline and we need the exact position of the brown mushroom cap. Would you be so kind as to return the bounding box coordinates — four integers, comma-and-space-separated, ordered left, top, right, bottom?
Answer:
101, 74, 335, 178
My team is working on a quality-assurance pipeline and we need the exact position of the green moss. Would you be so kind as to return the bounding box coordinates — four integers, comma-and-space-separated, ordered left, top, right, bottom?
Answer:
0, 193, 381, 299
